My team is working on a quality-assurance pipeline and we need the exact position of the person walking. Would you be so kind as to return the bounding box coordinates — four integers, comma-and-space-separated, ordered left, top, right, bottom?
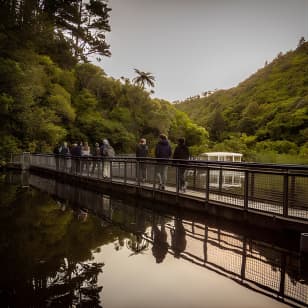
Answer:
155, 134, 172, 190
91, 142, 101, 175
136, 138, 148, 182
173, 137, 190, 192
101, 139, 115, 177
59, 141, 70, 171
53, 143, 61, 170
71, 142, 82, 174
81, 141, 91, 173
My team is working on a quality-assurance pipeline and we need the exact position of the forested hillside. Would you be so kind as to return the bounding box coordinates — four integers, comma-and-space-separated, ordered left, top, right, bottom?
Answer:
176, 39, 308, 163
0, 0, 208, 163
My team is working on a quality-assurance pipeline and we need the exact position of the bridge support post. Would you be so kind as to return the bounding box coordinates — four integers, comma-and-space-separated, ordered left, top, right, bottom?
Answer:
283, 173, 289, 217
205, 168, 210, 204
244, 170, 249, 210
300, 233, 308, 253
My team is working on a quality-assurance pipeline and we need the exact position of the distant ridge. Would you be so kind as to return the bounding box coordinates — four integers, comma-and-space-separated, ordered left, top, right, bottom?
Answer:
176, 41, 308, 151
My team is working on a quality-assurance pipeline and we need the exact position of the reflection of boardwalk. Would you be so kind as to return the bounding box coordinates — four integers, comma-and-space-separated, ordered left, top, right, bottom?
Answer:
27, 173, 308, 308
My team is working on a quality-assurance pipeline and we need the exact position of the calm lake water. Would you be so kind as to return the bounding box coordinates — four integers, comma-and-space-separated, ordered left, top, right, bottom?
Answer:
0, 171, 307, 308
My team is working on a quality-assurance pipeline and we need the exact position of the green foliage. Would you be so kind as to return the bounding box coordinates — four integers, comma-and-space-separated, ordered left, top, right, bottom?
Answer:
0, 0, 111, 65
0, 135, 21, 164
47, 84, 76, 122
177, 41, 308, 163
0, 4, 209, 159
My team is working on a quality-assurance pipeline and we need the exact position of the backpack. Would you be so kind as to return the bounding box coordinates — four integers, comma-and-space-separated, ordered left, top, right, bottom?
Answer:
103, 145, 115, 157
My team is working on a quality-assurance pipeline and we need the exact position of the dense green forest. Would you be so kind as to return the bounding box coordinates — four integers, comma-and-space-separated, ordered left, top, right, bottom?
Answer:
176, 39, 308, 163
0, 0, 208, 164
1, 1, 307, 164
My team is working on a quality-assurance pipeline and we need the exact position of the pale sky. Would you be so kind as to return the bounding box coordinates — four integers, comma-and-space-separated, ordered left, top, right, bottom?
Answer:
97, 0, 308, 102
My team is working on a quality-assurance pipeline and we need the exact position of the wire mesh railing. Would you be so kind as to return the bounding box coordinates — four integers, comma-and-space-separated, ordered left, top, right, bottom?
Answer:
9, 153, 308, 221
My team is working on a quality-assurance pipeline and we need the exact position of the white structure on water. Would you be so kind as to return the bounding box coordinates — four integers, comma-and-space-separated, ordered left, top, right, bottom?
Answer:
199, 152, 243, 162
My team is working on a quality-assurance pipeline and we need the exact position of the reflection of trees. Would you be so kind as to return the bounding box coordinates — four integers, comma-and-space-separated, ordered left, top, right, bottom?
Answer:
0, 189, 108, 307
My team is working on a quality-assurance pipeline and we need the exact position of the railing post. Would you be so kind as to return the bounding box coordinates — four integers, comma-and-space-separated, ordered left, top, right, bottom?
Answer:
283, 173, 289, 217
219, 167, 223, 192
176, 165, 179, 195
250, 173, 255, 198
289, 175, 295, 207
110, 159, 113, 181
193, 167, 196, 190
205, 167, 210, 204
244, 170, 249, 210
136, 160, 140, 186
124, 160, 127, 184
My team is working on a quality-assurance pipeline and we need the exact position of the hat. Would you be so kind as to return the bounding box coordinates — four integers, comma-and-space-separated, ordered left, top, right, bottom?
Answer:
103, 139, 109, 145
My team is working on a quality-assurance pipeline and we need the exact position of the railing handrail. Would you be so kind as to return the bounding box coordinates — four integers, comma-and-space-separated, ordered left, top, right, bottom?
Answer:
12, 152, 308, 173
8, 152, 308, 223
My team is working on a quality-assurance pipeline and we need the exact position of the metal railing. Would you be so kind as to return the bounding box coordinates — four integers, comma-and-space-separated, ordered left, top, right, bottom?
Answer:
10, 153, 308, 221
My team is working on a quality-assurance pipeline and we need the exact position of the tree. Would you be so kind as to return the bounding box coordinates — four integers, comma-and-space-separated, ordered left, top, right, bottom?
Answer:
297, 36, 306, 48
55, 0, 112, 61
208, 110, 226, 141
132, 69, 155, 89
0, 0, 111, 63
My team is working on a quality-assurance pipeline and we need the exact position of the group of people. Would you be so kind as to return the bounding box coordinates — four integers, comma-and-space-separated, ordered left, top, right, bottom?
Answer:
53, 139, 115, 176
136, 134, 190, 192
53, 134, 190, 192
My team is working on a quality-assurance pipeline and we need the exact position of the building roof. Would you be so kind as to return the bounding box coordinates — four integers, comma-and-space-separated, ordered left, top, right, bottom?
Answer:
200, 152, 243, 157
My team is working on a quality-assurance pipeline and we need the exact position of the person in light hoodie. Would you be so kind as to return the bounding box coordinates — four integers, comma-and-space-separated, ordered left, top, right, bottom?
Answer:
155, 134, 172, 190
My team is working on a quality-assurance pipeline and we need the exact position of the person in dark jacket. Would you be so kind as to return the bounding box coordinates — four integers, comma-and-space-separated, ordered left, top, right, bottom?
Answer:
53, 143, 61, 170
173, 137, 190, 192
91, 142, 101, 175
70, 142, 82, 174
155, 134, 172, 190
136, 138, 148, 182
59, 141, 70, 171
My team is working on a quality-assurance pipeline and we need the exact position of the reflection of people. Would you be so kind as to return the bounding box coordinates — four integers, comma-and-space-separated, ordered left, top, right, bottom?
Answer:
155, 134, 172, 190
151, 222, 169, 263
77, 208, 88, 222
173, 138, 190, 192
136, 138, 148, 182
170, 218, 186, 258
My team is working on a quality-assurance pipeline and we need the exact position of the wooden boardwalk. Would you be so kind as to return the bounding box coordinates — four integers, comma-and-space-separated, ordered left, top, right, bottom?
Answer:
9, 153, 308, 224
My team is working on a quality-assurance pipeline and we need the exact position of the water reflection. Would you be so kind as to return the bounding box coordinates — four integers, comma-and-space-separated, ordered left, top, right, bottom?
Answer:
0, 174, 105, 307
170, 218, 187, 259
1, 172, 308, 307
152, 217, 169, 263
